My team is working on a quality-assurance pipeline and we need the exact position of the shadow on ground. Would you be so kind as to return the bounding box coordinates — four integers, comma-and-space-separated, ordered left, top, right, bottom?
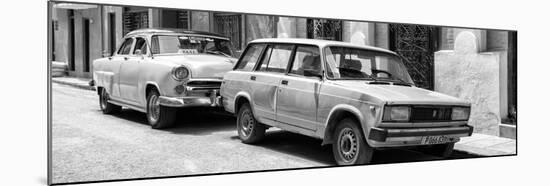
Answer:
100, 107, 480, 165
105, 107, 236, 136
231, 130, 482, 166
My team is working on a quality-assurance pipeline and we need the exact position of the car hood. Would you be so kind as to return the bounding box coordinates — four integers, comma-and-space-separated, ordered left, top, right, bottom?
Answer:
331, 81, 469, 106
154, 54, 236, 78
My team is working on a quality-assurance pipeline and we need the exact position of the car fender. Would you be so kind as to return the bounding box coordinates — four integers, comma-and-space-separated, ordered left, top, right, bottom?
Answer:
233, 91, 254, 116
321, 104, 369, 145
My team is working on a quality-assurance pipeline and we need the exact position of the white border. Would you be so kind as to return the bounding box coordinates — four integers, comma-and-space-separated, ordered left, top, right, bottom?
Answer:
2, 0, 549, 186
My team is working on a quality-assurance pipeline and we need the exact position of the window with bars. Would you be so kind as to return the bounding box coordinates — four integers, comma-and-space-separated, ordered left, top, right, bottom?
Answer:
307, 19, 342, 41
123, 8, 149, 35
161, 10, 190, 29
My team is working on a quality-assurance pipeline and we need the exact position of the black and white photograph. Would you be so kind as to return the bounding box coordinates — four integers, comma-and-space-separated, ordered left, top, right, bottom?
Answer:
44, 0, 522, 185
7, 0, 550, 186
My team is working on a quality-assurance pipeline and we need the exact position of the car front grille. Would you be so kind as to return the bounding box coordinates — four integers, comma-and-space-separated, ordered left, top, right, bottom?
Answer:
186, 81, 222, 91
410, 106, 452, 122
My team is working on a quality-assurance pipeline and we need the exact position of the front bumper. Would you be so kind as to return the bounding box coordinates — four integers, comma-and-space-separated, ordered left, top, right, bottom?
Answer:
158, 90, 222, 107
368, 125, 473, 146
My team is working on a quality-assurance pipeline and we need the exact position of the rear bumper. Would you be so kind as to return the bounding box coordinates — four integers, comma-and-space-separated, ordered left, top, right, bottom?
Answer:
368, 125, 473, 143
159, 90, 222, 107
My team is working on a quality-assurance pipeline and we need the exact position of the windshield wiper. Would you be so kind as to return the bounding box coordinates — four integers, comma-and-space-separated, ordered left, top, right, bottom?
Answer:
205, 50, 231, 58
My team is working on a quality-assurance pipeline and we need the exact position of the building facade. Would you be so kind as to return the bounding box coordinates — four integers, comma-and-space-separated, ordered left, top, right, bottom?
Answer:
49, 3, 516, 138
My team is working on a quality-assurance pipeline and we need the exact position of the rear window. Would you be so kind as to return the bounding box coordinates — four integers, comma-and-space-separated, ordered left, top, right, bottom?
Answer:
234, 44, 265, 71
257, 44, 294, 73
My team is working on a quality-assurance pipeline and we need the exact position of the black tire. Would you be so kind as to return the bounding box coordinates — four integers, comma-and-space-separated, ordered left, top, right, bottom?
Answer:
332, 118, 374, 165
99, 88, 121, 114
146, 89, 176, 129
422, 143, 455, 158
237, 103, 266, 144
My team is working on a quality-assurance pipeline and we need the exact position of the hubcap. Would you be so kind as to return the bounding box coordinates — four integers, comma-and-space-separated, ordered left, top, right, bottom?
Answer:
148, 94, 160, 123
240, 110, 254, 137
338, 128, 358, 162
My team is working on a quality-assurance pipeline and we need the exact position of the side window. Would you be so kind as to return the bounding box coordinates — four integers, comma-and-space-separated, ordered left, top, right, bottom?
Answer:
257, 44, 294, 73
235, 44, 265, 71
289, 46, 321, 76
133, 37, 148, 55
117, 38, 134, 55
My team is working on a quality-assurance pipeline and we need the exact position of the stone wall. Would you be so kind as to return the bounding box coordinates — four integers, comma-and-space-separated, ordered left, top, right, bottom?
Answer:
434, 31, 502, 135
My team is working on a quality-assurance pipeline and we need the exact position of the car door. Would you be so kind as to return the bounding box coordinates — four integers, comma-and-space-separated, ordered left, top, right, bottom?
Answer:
276, 45, 322, 131
105, 37, 134, 99
250, 44, 294, 123
119, 37, 145, 103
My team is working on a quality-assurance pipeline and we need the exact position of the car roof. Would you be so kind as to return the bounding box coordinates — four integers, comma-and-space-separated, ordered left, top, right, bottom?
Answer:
126, 28, 229, 40
249, 38, 396, 54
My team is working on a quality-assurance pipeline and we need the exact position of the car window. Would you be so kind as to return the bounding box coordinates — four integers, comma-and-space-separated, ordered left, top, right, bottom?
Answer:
133, 37, 148, 55
257, 44, 294, 73
117, 38, 134, 55
234, 44, 265, 71
289, 46, 321, 76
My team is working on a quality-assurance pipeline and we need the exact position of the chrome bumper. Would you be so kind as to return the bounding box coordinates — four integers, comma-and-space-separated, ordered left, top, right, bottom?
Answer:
368, 125, 473, 143
158, 90, 222, 107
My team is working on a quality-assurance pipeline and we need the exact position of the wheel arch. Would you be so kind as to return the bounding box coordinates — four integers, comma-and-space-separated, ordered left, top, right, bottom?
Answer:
145, 82, 161, 98
321, 105, 366, 146
234, 91, 252, 116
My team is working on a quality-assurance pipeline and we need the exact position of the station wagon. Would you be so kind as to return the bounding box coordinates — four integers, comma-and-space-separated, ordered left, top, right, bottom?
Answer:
220, 38, 473, 165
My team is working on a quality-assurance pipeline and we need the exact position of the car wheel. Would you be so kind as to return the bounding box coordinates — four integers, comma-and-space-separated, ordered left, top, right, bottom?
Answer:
99, 88, 121, 114
146, 89, 176, 129
237, 103, 265, 144
332, 118, 374, 165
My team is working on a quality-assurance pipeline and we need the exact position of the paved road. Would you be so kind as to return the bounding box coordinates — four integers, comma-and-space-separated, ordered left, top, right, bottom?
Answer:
51, 83, 478, 184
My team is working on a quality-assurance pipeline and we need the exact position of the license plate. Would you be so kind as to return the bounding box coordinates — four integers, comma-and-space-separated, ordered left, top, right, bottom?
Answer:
421, 136, 455, 145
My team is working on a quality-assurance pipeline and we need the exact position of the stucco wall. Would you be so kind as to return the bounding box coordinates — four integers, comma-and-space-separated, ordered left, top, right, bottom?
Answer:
342, 21, 375, 46
191, 11, 210, 32
277, 17, 306, 38
53, 9, 69, 63
434, 31, 502, 135
245, 15, 275, 44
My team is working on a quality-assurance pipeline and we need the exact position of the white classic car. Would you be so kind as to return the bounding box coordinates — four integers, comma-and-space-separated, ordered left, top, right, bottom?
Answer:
93, 28, 237, 129
220, 38, 473, 165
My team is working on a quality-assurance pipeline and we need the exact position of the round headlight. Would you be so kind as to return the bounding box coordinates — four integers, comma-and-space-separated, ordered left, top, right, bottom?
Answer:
172, 66, 189, 81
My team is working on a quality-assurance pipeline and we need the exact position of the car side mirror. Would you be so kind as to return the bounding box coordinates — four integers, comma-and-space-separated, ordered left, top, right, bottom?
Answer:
135, 49, 143, 56
303, 69, 323, 79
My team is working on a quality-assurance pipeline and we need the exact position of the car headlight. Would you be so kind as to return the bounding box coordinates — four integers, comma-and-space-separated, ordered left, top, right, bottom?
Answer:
383, 106, 411, 122
451, 107, 470, 121
172, 66, 189, 81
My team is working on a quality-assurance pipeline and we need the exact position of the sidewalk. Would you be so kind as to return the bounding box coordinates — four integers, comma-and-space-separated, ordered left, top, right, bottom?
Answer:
52, 76, 95, 91
51, 76, 517, 157
454, 133, 516, 156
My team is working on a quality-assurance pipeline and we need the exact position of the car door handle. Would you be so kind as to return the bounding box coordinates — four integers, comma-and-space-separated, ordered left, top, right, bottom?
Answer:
123, 57, 129, 60
281, 80, 288, 85
250, 76, 256, 81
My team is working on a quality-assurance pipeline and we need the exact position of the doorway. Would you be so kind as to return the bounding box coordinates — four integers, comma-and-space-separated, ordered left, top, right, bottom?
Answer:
213, 13, 242, 50
68, 10, 75, 71
109, 13, 116, 55
83, 18, 90, 73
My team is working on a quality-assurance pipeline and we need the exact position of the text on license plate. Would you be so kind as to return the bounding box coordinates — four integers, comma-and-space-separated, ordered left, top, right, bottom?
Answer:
420, 136, 456, 145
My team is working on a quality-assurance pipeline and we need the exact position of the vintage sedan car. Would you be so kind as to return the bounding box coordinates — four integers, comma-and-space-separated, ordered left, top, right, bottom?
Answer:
93, 28, 237, 129
220, 38, 473, 165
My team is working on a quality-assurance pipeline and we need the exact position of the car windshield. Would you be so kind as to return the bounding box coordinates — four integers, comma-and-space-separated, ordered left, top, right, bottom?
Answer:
324, 46, 414, 84
151, 35, 236, 57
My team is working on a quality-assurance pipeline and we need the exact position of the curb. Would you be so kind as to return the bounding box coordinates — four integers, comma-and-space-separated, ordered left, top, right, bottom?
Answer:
52, 79, 96, 91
